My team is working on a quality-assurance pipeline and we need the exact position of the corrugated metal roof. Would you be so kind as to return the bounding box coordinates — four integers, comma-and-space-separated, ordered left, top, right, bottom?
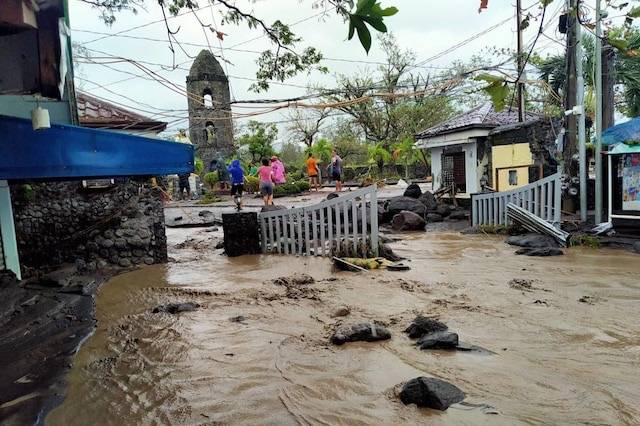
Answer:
77, 92, 167, 133
416, 103, 540, 139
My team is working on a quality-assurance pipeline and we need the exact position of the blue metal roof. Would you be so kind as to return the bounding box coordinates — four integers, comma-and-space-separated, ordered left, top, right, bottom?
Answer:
0, 115, 194, 180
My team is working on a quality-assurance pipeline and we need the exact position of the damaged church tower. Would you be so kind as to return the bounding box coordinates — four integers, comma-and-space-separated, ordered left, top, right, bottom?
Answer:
186, 50, 234, 166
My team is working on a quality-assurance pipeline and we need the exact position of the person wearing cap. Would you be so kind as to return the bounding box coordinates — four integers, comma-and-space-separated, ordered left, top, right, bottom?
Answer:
271, 155, 286, 185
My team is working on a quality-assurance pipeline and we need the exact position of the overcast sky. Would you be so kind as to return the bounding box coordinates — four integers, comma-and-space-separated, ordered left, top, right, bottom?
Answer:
69, 0, 570, 144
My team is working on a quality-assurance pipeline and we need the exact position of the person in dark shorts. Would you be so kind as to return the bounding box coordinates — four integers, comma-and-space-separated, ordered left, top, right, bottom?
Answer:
227, 159, 245, 210
178, 173, 191, 200
331, 149, 343, 192
258, 158, 275, 205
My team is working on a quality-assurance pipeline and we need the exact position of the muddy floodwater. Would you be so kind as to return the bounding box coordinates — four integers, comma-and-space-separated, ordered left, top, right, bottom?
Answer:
47, 227, 640, 425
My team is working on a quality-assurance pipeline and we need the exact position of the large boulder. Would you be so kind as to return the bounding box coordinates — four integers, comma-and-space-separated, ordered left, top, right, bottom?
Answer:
417, 331, 459, 349
391, 211, 426, 231
386, 196, 427, 220
403, 183, 422, 199
506, 233, 559, 248
331, 323, 391, 345
399, 377, 465, 411
435, 204, 453, 217
515, 247, 564, 257
418, 191, 438, 211
633, 241, 640, 254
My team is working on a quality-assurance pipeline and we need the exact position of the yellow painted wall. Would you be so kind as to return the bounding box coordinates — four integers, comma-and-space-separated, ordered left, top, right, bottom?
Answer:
492, 143, 533, 191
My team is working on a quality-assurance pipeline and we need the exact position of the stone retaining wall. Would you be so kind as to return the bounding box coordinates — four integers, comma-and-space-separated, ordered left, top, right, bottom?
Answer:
10, 179, 167, 274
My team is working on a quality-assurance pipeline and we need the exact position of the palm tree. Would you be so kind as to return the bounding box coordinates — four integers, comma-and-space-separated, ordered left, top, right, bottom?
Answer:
392, 138, 417, 180
534, 29, 640, 118
367, 142, 392, 176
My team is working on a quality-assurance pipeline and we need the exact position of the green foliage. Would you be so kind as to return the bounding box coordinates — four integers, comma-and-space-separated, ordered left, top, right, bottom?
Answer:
347, 0, 398, 53
194, 157, 204, 175
198, 193, 222, 205
569, 234, 600, 248
21, 184, 35, 201
311, 138, 334, 163
203, 171, 219, 189
244, 175, 260, 193
273, 180, 310, 197
235, 121, 277, 162
367, 142, 392, 173
474, 74, 510, 112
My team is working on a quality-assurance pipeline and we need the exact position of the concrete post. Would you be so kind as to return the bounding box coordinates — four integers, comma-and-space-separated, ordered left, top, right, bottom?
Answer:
0, 180, 21, 279
222, 212, 261, 257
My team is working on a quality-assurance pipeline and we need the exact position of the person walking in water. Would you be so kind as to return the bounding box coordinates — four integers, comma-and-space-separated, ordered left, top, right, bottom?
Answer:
258, 158, 275, 206
305, 152, 320, 191
227, 159, 245, 210
331, 149, 343, 192
271, 155, 286, 185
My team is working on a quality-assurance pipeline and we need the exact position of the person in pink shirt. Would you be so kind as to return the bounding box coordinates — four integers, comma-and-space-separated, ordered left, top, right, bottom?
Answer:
258, 158, 275, 205
271, 155, 286, 184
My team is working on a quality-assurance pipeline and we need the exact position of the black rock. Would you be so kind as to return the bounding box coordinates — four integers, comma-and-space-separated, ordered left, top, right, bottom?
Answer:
386, 196, 427, 219
399, 377, 465, 410
506, 233, 559, 248
331, 323, 391, 345
152, 302, 200, 314
379, 243, 404, 262
435, 204, 453, 217
417, 331, 459, 349
447, 209, 470, 221
391, 211, 426, 231
403, 184, 422, 199
633, 241, 640, 254
327, 192, 340, 200
426, 213, 444, 223
515, 247, 564, 256
198, 210, 213, 217
418, 191, 438, 211
404, 315, 448, 339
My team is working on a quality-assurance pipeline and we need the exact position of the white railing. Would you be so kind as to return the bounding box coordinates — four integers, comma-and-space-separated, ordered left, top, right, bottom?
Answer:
471, 172, 562, 228
258, 185, 379, 257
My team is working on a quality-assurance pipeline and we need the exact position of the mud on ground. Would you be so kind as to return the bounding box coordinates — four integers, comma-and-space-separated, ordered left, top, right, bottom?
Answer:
44, 225, 640, 425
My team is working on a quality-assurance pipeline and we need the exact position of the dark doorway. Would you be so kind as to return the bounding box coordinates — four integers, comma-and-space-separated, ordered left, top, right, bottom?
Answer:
442, 152, 466, 192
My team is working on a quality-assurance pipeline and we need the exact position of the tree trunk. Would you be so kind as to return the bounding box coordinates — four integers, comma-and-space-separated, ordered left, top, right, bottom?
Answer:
564, 1, 578, 177
602, 43, 616, 131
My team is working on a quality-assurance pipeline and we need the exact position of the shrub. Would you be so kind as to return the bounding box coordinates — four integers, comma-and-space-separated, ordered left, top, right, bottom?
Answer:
203, 171, 219, 189
244, 175, 259, 193
295, 180, 310, 192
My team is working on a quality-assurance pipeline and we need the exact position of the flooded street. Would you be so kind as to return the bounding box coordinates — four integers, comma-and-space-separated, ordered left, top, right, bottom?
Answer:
47, 225, 640, 425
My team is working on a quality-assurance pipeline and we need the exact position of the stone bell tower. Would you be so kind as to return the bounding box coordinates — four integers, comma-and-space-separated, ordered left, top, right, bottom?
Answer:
186, 50, 234, 167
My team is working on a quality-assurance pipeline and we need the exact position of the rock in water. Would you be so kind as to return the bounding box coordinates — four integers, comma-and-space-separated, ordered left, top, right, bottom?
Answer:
403, 183, 422, 199
506, 233, 559, 248
418, 191, 438, 211
632, 241, 640, 254
426, 213, 444, 223
404, 315, 448, 339
153, 302, 200, 314
400, 377, 465, 410
331, 323, 391, 345
515, 247, 564, 257
391, 211, 426, 231
448, 209, 470, 221
386, 196, 427, 219
435, 204, 452, 217
417, 331, 459, 349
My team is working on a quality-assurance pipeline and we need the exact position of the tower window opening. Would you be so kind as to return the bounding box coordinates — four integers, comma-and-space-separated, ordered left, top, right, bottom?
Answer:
204, 121, 216, 143
203, 88, 213, 108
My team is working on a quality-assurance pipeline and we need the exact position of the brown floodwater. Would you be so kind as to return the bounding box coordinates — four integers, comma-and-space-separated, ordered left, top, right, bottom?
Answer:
47, 226, 640, 425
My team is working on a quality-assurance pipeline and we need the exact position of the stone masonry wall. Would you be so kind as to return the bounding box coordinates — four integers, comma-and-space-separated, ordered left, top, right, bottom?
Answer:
10, 179, 167, 274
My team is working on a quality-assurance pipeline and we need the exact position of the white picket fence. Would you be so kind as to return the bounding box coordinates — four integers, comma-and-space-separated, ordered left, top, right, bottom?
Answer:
471, 172, 562, 228
258, 185, 379, 257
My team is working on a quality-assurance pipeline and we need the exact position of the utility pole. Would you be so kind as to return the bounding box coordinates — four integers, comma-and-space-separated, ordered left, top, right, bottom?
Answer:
594, 0, 603, 224
576, 0, 587, 223
564, 0, 578, 179
516, 0, 525, 122
602, 43, 616, 130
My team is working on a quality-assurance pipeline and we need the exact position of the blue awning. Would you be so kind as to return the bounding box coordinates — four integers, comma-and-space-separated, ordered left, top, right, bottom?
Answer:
0, 115, 193, 180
